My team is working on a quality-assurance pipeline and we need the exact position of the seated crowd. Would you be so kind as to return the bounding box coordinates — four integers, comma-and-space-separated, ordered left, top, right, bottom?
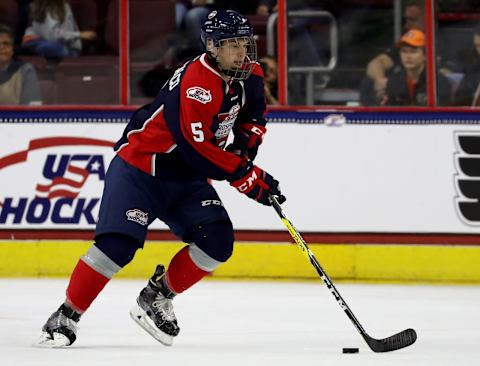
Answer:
0, 0, 479, 106
0, 23, 41, 105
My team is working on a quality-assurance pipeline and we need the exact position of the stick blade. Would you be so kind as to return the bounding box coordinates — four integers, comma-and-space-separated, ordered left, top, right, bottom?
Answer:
365, 328, 417, 353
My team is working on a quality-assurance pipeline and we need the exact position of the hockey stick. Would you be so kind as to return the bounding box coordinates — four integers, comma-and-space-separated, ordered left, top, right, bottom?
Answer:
269, 195, 417, 353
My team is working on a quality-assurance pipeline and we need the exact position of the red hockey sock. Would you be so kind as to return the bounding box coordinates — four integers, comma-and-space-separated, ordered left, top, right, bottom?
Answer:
165, 246, 210, 294
66, 259, 110, 312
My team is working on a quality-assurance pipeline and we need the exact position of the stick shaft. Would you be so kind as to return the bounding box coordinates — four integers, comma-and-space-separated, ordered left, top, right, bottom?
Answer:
270, 196, 369, 336
269, 196, 417, 352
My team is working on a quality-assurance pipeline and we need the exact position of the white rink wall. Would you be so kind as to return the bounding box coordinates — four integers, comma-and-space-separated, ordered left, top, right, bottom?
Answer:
1, 121, 480, 233
219, 123, 480, 233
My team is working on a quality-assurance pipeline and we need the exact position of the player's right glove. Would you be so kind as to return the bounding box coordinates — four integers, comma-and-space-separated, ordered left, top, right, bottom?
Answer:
229, 160, 286, 206
225, 123, 266, 161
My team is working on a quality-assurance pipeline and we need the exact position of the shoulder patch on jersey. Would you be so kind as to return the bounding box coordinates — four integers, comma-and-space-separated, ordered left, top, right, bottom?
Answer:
186, 86, 212, 104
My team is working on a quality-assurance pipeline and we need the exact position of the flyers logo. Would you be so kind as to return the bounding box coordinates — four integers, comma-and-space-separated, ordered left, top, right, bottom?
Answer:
454, 132, 480, 225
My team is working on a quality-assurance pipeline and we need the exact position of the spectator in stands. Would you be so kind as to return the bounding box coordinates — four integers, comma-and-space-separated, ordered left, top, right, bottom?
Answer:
256, 0, 276, 16
360, 1, 425, 105
258, 0, 334, 104
176, 0, 213, 55
454, 25, 480, 106
21, 0, 96, 60
257, 0, 334, 15
382, 30, 451, 106
0, 23, 42, 105
16, 0, 34, 46
256, 0, 328, 67
259, 55, 278, 104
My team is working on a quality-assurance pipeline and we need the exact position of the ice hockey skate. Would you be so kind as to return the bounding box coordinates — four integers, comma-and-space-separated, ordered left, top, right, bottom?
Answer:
37, 304, 81, 347
130, 265, 180, 346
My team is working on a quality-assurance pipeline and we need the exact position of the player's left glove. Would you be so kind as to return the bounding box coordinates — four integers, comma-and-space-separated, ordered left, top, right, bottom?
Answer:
229, 160, 286, 206
226, 123, 266, 161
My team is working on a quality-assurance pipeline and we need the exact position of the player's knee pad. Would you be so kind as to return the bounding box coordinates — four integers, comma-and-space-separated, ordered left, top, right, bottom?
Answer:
93, 233, 143, 270
185, 220, 234, 269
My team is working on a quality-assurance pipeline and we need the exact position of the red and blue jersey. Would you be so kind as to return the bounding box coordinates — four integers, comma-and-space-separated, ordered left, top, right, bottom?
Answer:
115, 53, 267, 181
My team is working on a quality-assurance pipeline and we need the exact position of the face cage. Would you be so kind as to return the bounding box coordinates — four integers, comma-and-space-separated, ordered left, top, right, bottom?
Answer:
212, 37, 257, 81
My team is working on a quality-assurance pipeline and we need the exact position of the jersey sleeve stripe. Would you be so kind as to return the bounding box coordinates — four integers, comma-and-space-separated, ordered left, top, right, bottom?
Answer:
115, 105, 165, 154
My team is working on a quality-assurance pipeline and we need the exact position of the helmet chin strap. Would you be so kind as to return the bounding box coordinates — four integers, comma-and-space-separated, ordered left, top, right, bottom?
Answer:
206, 51, 233, 79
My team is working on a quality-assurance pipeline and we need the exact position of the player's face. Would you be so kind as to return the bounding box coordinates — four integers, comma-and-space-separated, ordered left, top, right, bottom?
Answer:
217, 38, 250, 70
400, 45, 425, 71
0, 33, 14, 68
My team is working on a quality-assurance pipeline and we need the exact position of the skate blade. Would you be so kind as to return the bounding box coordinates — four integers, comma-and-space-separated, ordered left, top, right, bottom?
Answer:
129, 305, 174, 346
36, 332, 71, 348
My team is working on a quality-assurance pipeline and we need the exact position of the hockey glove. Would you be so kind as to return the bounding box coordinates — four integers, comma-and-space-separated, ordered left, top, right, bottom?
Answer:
226, 123, 266, 161
229, 160, 286, 206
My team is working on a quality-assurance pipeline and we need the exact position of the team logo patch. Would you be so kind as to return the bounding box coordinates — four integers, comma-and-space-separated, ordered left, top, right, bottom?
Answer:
126, 209, 149, 226
216, 104, 240, 138
186, 87, 212, 104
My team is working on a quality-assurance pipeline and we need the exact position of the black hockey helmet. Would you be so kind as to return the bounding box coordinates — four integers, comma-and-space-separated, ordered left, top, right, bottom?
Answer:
201, 9, 257, 80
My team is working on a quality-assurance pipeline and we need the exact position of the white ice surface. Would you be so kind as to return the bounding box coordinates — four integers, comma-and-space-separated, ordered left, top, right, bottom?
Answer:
1, 279, 479, 366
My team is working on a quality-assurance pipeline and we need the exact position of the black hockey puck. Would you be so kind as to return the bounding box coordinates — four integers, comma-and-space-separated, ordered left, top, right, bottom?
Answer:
342, 348, 359, 354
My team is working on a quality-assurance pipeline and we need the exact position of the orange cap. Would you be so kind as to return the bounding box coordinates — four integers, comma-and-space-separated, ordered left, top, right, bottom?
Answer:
398, 29, 425, 48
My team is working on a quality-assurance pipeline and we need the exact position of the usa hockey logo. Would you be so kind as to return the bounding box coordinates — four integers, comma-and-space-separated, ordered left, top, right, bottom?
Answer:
35, 154, 102, 199
0, 136, 114, 227
186, 86, 212, 104
454, 131, 480, 226
126, 209, 149, 226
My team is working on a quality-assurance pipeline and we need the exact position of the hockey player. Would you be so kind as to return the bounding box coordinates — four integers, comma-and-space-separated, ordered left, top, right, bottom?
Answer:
37, 9, 285, 347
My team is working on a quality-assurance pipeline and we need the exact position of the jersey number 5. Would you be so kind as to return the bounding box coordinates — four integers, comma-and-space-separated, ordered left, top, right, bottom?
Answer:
191, 122, 204, 142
